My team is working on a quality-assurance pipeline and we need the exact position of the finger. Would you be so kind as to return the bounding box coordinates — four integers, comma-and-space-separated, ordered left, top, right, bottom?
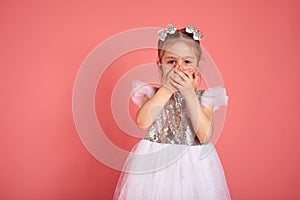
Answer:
182, 70, 194, 82
195, 71, 201, 81
170, 73, 183, 85
192, 71, 197, 79
186, 66, 196, 74
167, 68, 176, 77
162, 69, 174, 83
185, 71, 193, 80
169, 79, 182, 90
193, 72, 199, 84
174, 69, 189, 81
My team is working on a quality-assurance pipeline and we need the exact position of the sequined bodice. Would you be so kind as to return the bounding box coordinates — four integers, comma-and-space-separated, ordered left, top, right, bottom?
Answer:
144, 89, 205, 146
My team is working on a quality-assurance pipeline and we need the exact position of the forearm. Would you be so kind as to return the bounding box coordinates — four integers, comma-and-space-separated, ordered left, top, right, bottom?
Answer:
183, 89, 214, 143
136, 86, 173, 129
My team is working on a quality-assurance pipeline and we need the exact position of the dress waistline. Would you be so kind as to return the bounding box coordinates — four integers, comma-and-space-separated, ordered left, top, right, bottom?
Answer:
142, 137, 210, 146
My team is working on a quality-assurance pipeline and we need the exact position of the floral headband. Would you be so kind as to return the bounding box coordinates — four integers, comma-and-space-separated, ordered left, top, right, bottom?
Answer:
157, 24, 204, 41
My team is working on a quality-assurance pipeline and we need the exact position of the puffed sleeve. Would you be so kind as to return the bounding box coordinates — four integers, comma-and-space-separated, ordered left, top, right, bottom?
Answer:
200, 86, 229, 112
130, 80, 155, 108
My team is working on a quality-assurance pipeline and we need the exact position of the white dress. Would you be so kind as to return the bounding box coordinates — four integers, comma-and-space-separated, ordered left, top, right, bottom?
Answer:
113, 81, 231, 200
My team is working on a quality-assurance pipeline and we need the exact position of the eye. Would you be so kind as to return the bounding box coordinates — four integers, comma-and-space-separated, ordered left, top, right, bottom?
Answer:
185, 60, 192, 64
167, 60, 176, 65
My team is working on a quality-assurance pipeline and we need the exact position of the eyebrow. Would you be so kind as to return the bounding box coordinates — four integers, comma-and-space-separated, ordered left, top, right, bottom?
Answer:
164, 56, 195, 60
184, 56, 195, 59
165, 56, 176, 59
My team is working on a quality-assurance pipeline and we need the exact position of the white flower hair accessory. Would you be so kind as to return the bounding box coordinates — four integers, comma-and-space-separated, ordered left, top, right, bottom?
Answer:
157, 24, 177, 41
185, 25, 204, 41
158, 24, 204, 41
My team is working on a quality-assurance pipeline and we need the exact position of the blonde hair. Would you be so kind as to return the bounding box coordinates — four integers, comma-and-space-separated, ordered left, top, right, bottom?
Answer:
157, 28, 202, 66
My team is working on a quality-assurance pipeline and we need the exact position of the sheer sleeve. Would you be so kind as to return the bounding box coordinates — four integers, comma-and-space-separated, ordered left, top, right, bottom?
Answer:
200, 86, 229, 112
130, 80, 155, 108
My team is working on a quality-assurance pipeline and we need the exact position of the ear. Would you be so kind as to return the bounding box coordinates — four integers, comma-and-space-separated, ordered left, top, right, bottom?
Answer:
156, 58, 161, 66
198, 60, 203, 69
157, 59, 163, 72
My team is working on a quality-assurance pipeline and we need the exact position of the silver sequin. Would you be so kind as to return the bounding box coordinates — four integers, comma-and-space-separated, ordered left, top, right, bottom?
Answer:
144, 89, 205, 146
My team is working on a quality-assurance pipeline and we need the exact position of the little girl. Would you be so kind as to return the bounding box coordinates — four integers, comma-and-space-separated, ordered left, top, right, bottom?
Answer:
113, 24, 231, 200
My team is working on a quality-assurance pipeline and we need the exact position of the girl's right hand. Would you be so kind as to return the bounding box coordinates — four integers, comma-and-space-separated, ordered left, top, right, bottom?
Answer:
162, 68, 178, 93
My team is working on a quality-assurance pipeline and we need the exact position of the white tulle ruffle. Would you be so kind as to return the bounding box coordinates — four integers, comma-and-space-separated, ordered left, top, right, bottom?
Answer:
200, 86, 229, 112
130, 80, 155, 108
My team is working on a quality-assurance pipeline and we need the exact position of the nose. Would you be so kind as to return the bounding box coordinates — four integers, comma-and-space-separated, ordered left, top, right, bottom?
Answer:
176, 61, 183, 71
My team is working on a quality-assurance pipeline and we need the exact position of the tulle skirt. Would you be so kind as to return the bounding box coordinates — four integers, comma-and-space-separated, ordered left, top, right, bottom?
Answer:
113, 139, 231, 200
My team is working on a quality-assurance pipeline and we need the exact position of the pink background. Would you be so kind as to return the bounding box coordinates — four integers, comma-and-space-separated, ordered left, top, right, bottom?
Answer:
1, 0, 299, 199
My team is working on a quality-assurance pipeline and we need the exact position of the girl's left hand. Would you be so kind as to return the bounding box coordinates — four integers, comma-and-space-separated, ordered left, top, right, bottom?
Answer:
169, 66, 199, 96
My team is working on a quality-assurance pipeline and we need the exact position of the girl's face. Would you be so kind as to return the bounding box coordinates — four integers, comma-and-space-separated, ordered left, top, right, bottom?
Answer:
159, 41, 199, 77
